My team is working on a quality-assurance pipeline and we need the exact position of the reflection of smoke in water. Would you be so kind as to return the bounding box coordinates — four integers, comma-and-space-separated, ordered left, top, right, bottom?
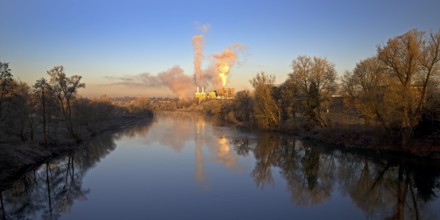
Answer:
195, 115, 206, 186
216, 136, 235, 168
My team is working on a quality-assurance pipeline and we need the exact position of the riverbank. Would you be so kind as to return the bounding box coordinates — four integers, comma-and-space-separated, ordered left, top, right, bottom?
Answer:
289, 125, 440, 158
0, 113, 154, 191
209, 111, 440, 158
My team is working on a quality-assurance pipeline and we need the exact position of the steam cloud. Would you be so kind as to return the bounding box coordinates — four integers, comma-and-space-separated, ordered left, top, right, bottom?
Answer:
106, 24, 245, 98
157, 66, 194, 98
213, 44, 243, 88
105, 66, 193, 98
192, 35, 204, 87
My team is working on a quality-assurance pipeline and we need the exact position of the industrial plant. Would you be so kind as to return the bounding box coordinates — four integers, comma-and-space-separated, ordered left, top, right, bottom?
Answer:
195, 86, 234, 102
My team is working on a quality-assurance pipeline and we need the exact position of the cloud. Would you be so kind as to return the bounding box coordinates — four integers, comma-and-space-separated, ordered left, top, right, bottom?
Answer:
102, 66, 194, 98
194, 22, 210, 33
97, 24, 247, 97
103, 73, 161, 87
157, 65, 194, 98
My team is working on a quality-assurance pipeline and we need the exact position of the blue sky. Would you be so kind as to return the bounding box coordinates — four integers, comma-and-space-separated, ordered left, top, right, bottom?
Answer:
1, 0, 440, 97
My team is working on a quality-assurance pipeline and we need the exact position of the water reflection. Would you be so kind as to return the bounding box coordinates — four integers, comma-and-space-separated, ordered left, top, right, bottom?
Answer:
233, 134, 440, 220
152, 112, 242, 187
0, 158, 86, 220
1, 112, 439, 220
0, 120, 151, 220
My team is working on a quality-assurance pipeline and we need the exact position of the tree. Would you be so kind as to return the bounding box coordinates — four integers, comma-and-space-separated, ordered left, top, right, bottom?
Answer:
276, 79, 298, 128
47, 66, 85, 139
34, 78, 49, 145
250, 72, 281, 129
131, 96, 150, 114
232, 90, 253, 122
0, 62, 14, 118
0, 80, 32, 141
377, 29, 440, 137
12, 82, 33, 141
341, 56, 391, 127
288, 56, 337, 129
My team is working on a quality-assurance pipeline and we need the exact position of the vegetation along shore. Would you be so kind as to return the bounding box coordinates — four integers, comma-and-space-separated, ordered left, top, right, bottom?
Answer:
193, 29, 440, 157
0, 65, 154, 189
1, 28, 440, 189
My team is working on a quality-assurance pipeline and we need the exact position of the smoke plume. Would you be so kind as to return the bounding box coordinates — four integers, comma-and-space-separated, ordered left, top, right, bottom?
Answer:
212, 44, 244, 88
192, 35, 204, 87
157, 66, 194, 98
105, 24, 246, 98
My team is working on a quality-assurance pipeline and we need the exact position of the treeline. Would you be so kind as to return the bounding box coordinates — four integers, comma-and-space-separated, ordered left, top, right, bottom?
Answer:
205, 29, 440, 147
0, 65, 153, 145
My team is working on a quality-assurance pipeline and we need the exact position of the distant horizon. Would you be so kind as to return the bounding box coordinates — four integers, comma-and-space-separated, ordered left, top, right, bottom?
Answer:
2, 0, 440, 97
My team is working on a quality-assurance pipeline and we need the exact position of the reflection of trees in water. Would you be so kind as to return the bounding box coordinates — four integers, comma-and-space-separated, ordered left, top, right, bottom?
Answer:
337, 154, 394, 217
1, 157, 85, 220
237, 135, 333, 206
116, 118, 155, 139
0, 129, 125, 219
251, 134, 280, 189
233, 134, 440, 219
282, 140, 334, 206
1, 191, 5, 220
338, 153, 440, 220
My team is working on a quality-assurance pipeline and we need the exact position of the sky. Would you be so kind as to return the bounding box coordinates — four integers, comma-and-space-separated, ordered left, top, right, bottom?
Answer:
1, 0, 440, 97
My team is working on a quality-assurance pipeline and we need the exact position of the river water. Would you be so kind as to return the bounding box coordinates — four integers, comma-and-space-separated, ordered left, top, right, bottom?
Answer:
1, 112, 440, 220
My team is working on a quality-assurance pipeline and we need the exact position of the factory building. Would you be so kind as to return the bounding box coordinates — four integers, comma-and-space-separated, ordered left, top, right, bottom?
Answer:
195, 86, 234, 102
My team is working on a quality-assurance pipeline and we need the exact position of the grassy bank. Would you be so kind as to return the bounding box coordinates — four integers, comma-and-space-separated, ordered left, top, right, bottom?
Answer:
194, 99, 440, 158
300, 125, 440, 158
0, 112, 154, 191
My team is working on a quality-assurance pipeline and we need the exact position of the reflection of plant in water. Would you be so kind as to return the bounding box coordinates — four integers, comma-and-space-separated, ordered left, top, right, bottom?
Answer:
243, 135, 333, 206
0, 118, 157, 219
0, 129, 126, 219
301, 147, 320, 190
251, 134, 281, 189
1, 191, 5, 220
234, 134, 440, 218
1, 171, 42, 219
286, 144, 333, 206
233, 138, 252, 156
116, 117, 155, 139
339, 155, 440, 220
338, 155, 394, 216
54, 154, 89, 214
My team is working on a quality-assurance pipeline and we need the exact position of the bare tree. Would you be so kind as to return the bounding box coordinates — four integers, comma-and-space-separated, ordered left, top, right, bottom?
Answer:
47, 66, 85, 139
34, 78, 49, 145
288, 56, 337, 129
13, 82, 33, 141
377, 29, 440, 137
341, 56, 391, 127
0, 62, 14, 119
250, 72, 281, 129
232, 90, 253, 122
278, 79, 298, 124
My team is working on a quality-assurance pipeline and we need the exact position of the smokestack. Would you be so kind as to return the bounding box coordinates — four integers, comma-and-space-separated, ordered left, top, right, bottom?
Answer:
197, 86, 199, 93
202, 86, 205, 93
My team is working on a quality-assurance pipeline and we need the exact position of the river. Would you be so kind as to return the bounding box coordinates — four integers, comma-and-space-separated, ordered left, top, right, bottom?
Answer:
1, 112, 440, 220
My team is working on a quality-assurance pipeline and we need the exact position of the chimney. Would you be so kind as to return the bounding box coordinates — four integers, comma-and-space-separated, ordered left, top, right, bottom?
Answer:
202, 86, 205, 93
